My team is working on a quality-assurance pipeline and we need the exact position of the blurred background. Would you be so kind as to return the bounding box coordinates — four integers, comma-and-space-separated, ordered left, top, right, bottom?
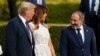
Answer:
0, 0, 80, 56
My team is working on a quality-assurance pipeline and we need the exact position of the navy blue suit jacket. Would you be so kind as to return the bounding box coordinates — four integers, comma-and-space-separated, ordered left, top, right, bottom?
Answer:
26, 0, 45, 6
79, 0, 100, 19
3, 16, 35, 56
60, 25, 97, 56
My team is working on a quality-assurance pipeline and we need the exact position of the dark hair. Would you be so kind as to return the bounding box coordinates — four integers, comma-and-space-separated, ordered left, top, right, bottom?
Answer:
33, 5, 48, 25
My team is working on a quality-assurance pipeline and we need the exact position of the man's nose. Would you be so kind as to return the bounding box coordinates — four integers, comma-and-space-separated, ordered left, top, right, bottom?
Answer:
71, 21, 75, 24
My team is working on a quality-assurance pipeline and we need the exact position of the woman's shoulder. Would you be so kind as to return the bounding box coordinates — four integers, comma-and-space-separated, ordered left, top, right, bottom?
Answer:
29, 22, 35, 26
42, 23, 48, 29
29, 22, 36, 31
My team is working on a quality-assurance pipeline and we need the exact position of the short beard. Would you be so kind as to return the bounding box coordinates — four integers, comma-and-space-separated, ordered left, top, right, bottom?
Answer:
71, 24, 80, 29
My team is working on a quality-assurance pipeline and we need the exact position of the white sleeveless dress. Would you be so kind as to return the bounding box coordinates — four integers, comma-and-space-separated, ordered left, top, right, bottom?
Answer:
29, 23, 52, 56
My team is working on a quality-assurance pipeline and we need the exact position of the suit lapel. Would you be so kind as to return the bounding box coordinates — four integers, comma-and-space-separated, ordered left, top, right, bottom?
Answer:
83, 25, 89, 46
17, 16, 32, 45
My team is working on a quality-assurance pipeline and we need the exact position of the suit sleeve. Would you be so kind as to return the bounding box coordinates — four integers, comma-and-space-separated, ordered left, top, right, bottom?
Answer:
42, 0, 46, 6
79, 0, 85, 13
4, 21, 17, 56
59, 29, 67, 56
90, 29, 97, 56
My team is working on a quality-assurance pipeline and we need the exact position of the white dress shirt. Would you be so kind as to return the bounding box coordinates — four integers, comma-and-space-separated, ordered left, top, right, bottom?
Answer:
19, 14, 26, 27
0, 45, 3, 55
89, 0, 99, 15
75, 25, 85, 43
37, 0, 42, 5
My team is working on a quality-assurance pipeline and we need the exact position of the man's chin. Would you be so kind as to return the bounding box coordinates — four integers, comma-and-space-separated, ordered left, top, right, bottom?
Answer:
71, 25, 78, 29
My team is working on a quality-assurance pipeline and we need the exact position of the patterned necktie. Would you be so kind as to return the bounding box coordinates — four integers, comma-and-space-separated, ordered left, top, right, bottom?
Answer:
25, 21, 35, 48
25, 21, 33, 44
25, 21, 30, 35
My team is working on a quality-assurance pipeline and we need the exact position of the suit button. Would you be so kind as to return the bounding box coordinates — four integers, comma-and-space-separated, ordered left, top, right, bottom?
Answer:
82, 49, 84, 51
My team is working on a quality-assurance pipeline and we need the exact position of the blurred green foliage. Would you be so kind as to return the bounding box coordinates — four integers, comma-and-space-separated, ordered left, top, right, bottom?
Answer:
49, 26, 65, 56
47, 3, 79, 23
0, 0, 80, 23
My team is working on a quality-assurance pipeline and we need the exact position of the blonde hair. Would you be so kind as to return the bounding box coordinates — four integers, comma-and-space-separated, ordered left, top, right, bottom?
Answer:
18, 1, 36, 16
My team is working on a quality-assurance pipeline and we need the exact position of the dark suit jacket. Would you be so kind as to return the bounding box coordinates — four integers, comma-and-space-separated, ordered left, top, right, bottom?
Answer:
26, 0, 45, 6
79, 0, 100, 20
3, 16, 35, 56
7, 0, 17, 18
60, 25, 97, 56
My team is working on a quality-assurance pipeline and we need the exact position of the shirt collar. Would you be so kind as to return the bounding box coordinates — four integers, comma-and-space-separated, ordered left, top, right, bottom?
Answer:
80, 25, 83, 28
19, 14, 27, 26
78, 25, 83, 30
19, 14, 27, 22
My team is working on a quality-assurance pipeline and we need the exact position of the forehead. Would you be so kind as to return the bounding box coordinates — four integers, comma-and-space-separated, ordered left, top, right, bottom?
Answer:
72, 13, 79, 17
71, 13, 80, 19
27, 9, 35, 12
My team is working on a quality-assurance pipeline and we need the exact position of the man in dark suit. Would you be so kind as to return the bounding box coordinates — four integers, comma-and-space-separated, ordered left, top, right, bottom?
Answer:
79, 0, 100, 55
26, 0, 45, 6
59, 11, 97, 56
3, 1, 36, 56
7, 0, 17, 18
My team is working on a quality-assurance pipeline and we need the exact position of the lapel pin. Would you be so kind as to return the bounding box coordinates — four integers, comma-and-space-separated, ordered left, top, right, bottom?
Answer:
86, 30, 88, 32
